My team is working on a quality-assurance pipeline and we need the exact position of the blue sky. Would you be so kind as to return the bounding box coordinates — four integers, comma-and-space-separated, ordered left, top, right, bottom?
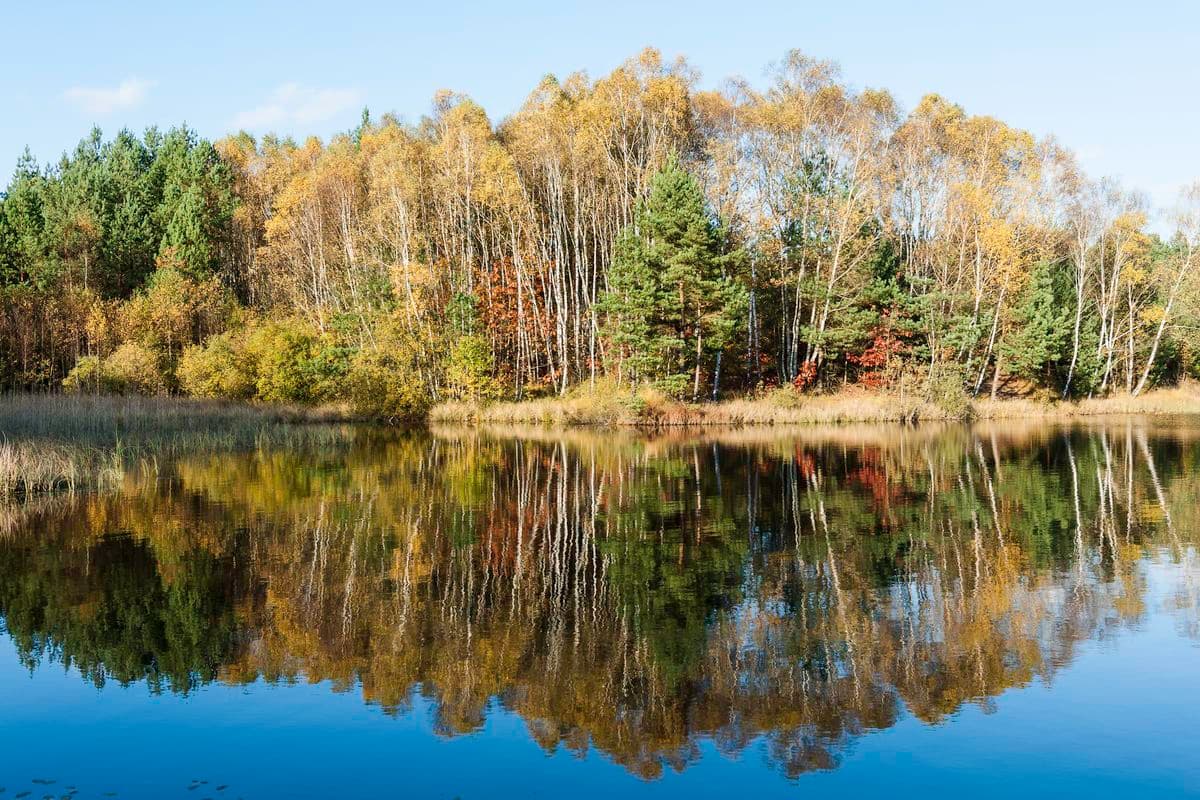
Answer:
4, 0, 1197, 213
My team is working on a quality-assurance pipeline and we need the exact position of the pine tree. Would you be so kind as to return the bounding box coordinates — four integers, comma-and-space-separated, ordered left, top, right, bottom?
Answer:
999, 261, 1071, 386
600, 156, 746, 398
0, 149, 48, 286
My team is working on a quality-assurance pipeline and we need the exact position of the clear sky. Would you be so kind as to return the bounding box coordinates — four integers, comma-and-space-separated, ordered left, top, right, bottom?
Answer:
4, 0, 1197, 214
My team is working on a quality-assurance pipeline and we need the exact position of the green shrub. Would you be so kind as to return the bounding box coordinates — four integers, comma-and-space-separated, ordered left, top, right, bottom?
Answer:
170, 317, 357, 406
764, 385, 805, 409
444, 333, 500, 401
345, 320, 435, 419
104, 343, 167, 395
926, 364, 971, 419
62, 356, 106, 394
177, 333, 256, 399
64, 343, 166, 395
306, 339, 354, 402
1187, 341, 1200, 382
346, 350, 429, 419
618, 392, 649, 417
653, 373, 691, 399
242, 323, 320, 403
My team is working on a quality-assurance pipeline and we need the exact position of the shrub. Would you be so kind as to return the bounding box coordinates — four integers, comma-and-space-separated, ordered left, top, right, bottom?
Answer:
1187, 342, 1200, 382
925, 364, 971, 419
172, 318, 354, 405
243, 323, 321, 403
346, 350, 429, 419
653, 373, 691, 399
763, 384, 805, 409
345, 319, 436, 419
63, 343, 166, 395
445, 333, 500, 401
177, 333, 256, 400
62, 356, 105, 394
618, 392, 649, 417
306, 339, 354, 402
104, 343, 167, 395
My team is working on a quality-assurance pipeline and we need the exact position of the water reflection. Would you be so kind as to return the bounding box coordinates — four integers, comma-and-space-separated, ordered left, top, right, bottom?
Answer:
1, 420, 1197, 779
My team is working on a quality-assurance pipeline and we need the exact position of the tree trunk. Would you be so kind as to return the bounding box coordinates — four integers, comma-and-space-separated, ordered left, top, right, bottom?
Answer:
711, 351, 722, 400
1062, 279, 1085, 398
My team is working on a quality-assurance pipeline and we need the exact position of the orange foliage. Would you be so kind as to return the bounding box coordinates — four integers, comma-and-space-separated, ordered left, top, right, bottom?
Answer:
849, 313, 909, 389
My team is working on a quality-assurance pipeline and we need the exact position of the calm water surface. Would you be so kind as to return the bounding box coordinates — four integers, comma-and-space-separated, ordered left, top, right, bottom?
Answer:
1, 420, 1198, 798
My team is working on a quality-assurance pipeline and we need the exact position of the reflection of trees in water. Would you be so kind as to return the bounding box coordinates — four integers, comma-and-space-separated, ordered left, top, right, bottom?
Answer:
0, 422, 1197, 779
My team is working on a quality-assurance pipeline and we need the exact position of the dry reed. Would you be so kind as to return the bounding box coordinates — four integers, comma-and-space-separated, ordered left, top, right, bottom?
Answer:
0, 393, 352, 498
431, 384, 1200, 428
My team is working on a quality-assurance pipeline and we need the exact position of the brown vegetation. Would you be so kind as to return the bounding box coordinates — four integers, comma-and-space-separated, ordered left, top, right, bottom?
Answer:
431, 383, 1200, 427
0, 393, 353, 497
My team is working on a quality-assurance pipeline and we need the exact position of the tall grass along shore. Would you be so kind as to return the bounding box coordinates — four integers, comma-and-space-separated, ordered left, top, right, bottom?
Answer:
3, 385, 1198, 500
431, 384, 1200, 427
0, 394, 350, 498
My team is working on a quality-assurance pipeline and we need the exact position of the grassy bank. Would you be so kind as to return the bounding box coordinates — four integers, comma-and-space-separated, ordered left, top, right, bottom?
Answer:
0, 394, 352, 498
431, 384, 1200, 427
971, 386, 1200, 419
5, 385, 1198, 498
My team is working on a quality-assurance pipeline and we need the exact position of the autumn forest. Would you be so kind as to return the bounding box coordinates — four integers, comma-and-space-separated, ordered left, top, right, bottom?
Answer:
3, 48, 1199, 417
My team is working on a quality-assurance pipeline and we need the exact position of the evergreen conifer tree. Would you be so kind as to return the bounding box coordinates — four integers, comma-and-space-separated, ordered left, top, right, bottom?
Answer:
999, 261, 1072, 387
601, 156, 746, 397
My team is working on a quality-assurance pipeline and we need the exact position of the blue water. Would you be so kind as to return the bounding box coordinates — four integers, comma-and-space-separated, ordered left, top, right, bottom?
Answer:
3, 597, 1197, 799
1, 422, 1198, 798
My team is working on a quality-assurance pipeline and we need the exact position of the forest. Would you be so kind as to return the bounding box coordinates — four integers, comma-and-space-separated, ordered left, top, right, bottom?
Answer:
2, 48, 1198, 418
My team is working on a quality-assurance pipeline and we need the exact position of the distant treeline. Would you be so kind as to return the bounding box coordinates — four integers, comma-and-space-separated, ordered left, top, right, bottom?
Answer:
2, 48, 1198, 416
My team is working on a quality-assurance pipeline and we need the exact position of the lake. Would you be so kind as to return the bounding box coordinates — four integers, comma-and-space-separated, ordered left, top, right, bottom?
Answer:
1, 419, 1198, 798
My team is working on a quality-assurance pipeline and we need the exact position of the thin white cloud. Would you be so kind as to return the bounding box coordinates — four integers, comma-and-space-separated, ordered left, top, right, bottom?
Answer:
63, 78, 154, 114
232, 84, 364, 131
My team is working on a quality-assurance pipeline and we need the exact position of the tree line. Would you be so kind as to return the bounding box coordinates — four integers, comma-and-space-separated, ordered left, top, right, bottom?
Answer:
2, 48, 1198, 415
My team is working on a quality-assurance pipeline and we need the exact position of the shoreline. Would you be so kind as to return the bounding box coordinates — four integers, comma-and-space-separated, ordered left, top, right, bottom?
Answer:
3, 387, 1198, 434
430, 386, 1200, 428
2, 388, 1197, 498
